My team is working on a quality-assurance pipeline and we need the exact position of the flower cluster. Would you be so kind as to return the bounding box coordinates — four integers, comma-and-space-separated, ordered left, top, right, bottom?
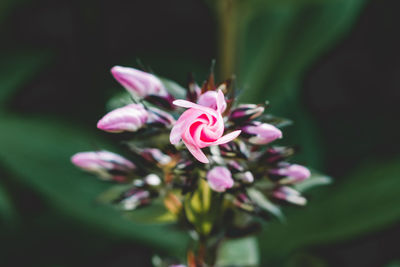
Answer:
72, 65, 319, 265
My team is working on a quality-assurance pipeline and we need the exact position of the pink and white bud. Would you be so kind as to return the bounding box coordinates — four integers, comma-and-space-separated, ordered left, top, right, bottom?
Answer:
269, 164, 311, 184
140, 148, 172, 165
273, 186, 307, 206
242, 122, 282, 145
111, 66, 168, 98
97, 104, 148, 133
197, 90, 227, 112
229, 104, 264, 122
206, 166, 234, 192
235, 171, 254, 184
147, 106, 176, 127
119, 189, 151, 210
71, 151, 136, 181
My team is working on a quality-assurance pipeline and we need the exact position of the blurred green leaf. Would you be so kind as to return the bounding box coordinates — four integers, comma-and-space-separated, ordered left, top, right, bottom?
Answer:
247, 188, 283, 220
294, 170, 332, 193
0, 115, 188, 256
259, 157, 400, 264
216, 236, 259, 267
0, 50, 52, 107
98, 186, 176, 223
159, 77, 186, 99
0, 180, 18, 225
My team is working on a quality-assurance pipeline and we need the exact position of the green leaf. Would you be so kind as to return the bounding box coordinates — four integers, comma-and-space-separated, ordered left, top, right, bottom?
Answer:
159, 77, 186, 99
294, 170, 332, 193
216, 236, 259, 267
0, 50, 53, 108
247, 188, 284, 221
106, 90, 133, 111
258, 158, 400, 264
0, 115, 188, 256
0, 180, 18, 226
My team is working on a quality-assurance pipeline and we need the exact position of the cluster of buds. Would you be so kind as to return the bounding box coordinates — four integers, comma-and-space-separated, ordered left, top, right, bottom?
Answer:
72, 65, 320, 266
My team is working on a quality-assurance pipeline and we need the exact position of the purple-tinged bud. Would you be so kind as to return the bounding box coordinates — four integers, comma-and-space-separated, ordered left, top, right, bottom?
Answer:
235, 171, 254, 184
147, 106, 175, 127
273, 186, 306, 206
227, 160, 245, 173
242, 122, 282, 145
233, 193, 254, 212
269, 164, 310, 184
197, 91, 227, 112
229, 104, 265, 122
139, 148, 172, 165
97, 104, 148, 133
187, 76, 201, 102
218, 140, 250, 159
111, 66, 168, 98
169, 265, 186, 267
262, 146, 295, 164
144, 174, 162, 186
119, 189, 151, 210
207, 166, 234, 192
71, 151, 135, 182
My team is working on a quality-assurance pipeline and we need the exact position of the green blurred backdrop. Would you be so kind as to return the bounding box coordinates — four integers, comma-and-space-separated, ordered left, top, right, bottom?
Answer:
1, 0, 400, 266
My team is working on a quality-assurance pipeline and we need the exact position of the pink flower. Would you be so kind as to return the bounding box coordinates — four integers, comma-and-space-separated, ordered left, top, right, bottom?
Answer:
170, 90, 241, 163
71, 151, 136, 181
207, 166, 234, 192
97, 103, 148, 133
269, 164, 311, 184
111, 66, 168, 98
242, 122, 282, 145
197, 91, 227, 112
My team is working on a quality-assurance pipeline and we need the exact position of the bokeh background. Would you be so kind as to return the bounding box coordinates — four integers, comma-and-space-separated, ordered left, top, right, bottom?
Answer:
1, 0, 400, 266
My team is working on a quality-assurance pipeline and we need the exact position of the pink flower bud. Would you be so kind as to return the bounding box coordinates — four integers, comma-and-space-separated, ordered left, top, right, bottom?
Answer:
71, 151, 135, 182
273, 186, 306, 206
229, 104, 264, 122
207, 166, 234, 192
140, 148, 172, 165
197, 90, 227, 112
242, 122, 282, 145
119, 189, 151, 210
269, 164, 310, 184
170, 90, 241, 163
97, 104, 148, 133
111, 66, 168, 98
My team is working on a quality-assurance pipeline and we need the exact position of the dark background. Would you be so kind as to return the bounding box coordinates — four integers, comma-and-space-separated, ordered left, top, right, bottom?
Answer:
0, 0, 399, 266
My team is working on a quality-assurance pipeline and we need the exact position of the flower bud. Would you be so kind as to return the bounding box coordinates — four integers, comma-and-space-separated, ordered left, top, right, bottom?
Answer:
242, 122, 282, 145
218, 140, 249, 159
273, 186, 306, 206
119, 189, 151, 210
262, 146, 295, 164
197, 90, 227, 112
269, 164, 310, 184
229, 104, 264, 122
235, 171, 254, 184
187, 76, 201, 102
147, 106, 175, 127
233, 193, 254, 212
139, 148, 172, 165
97, 104, 148, 133
111, 66, 168, 98
206, 166, 234, 192
71, 151, 135, 182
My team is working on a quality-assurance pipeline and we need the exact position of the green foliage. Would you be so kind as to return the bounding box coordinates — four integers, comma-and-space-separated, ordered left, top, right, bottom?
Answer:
216, 236, 259, 267
0, 115, 188, 256
259, 158, 400, 264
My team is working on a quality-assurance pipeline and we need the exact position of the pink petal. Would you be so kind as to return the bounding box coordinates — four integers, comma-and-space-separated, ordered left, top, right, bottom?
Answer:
213, 130, 242, 145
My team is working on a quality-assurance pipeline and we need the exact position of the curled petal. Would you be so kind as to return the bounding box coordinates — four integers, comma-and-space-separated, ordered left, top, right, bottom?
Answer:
97, 104, 148, 133
197, 90, 227, 112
